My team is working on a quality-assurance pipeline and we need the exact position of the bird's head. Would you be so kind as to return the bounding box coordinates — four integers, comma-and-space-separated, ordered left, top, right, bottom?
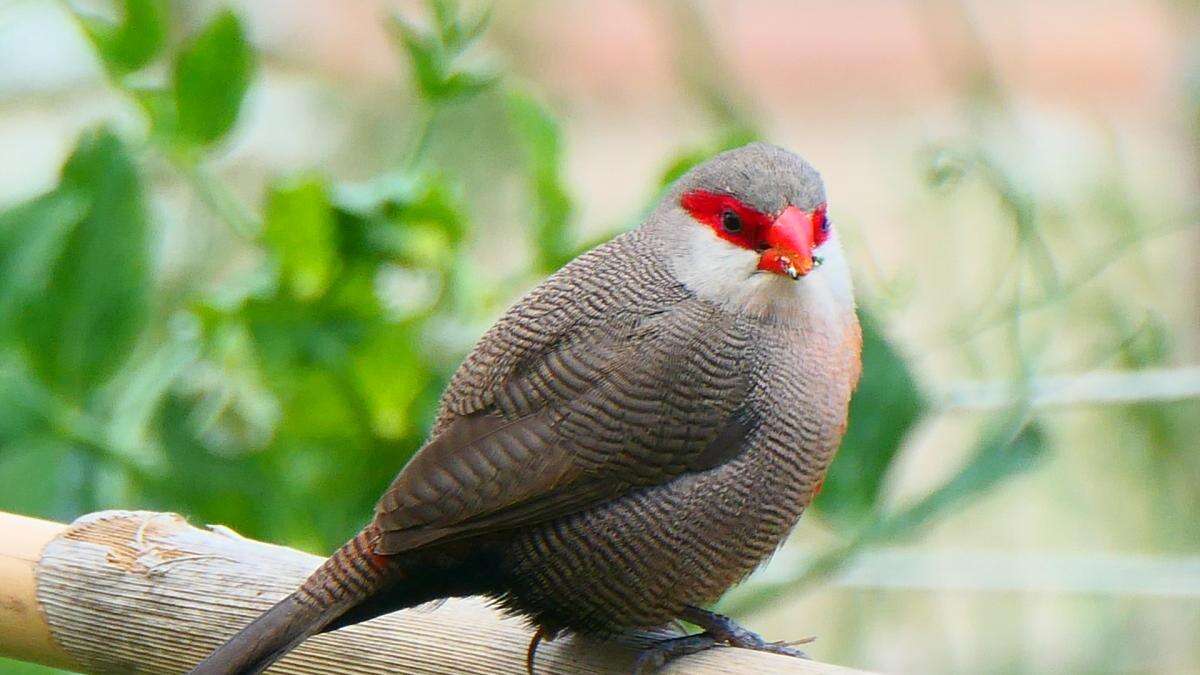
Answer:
651, 142, 854, 325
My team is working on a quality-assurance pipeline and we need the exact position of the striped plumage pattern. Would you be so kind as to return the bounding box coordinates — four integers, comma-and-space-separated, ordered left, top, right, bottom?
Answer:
493, 258, 860, 634
189, 142, 861, 675
375, 231, 753, 552
190, 527, 397, 675
296, 526, 394, 609
367, 224, 860, 636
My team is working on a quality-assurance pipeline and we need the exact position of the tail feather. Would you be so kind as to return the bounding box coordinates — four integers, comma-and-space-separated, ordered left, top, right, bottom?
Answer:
189, 527, 393, 675
189, 591, 339, 675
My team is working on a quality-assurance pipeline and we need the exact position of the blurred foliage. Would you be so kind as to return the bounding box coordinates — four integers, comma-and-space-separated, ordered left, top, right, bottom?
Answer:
0, 0, 1038, 575
16, 129, 149, 399
0, 0, 610, 558
75, 0, 166, 76
390, 0, 497, 104
172, 9, 254, 148
817, 311, 925, 527
722, 410, 1048, 617
507, 89, 575, 272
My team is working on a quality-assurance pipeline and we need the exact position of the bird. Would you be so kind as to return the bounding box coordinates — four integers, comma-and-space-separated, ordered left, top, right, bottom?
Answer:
189, 141, 862, 674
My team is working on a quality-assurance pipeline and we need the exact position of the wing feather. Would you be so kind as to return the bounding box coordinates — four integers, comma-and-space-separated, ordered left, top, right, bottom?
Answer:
373, 238, 761, 554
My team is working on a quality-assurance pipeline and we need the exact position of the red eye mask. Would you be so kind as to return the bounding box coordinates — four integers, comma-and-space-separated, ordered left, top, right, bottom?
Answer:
682, 190, 829, 279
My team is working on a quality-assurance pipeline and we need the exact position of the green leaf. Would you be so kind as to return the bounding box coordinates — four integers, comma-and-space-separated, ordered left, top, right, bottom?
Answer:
446, 4, 493, 55
389, 2, 497, 103
0, 354, 57, 444
77, 0, 168, 75
391, 17, 451, 100
815, 309, 925, 525
146, 393, 277, 533
103, 313, 202, 469
351, 324, 425, 439
392, 176, 469, 248
0, 191, 89, 325
430, 0, 459, 38
0, 437, 74, 518
130, 86, 179, 144
0, 656, 68, 675
173, 10, 254, 147
334, 172, 468, 254
264, 175, 338, 301
508, 90, 574, 273
440, 69, 500, 100
17, 128, 151, 401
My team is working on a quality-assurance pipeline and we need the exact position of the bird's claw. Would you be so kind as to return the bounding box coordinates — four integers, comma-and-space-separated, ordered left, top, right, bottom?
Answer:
750, 639, 810, 659
717, 630, 810, 659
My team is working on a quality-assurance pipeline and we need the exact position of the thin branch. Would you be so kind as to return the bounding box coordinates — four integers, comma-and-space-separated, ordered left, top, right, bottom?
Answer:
175, 158, 261, 238
722, 547, 1200, 618
938, 366, 1200, 412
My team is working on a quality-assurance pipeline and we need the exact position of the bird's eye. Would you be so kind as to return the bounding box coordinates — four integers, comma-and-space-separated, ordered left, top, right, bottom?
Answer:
812, 207, 831, 247
721, 209, 742, 233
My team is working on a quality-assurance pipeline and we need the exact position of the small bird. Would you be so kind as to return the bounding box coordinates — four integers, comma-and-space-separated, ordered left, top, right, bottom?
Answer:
190, 142, 861, 674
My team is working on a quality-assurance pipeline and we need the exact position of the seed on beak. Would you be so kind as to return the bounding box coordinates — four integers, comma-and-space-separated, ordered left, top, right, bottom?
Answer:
757, 205, 819, 281
759, 248, 815, 280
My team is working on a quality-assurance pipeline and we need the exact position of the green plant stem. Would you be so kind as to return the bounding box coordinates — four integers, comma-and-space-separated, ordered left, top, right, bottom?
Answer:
405, 102, 442, 170
2, 363, 158, 483
944, 220, 1193, 348
176, 158, 260, 238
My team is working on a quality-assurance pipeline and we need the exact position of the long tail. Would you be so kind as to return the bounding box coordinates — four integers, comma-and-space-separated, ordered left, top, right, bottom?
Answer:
190, 526, 394, 675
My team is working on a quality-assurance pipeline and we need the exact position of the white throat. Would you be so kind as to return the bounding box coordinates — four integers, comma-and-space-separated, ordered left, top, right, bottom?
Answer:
670, 226, 856, 331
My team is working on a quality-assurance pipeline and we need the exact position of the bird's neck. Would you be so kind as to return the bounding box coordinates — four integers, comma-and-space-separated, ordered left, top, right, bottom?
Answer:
668, 228, 856, 334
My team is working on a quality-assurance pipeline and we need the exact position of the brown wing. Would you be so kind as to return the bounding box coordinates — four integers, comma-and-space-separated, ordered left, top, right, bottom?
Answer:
372, 254, 759, 554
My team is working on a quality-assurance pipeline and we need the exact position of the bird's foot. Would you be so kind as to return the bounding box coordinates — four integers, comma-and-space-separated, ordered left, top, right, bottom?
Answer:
631, 632, 719, 674
683, 605, 812, 657
631, 606, 811, 673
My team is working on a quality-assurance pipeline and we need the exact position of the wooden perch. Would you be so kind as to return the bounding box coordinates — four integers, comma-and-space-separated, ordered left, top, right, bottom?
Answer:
0, 510, 872, 674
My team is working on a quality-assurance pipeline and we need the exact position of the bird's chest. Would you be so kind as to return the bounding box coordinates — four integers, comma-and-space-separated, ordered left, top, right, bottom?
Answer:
670, 335, 858, 586
498, 324, 858, 635
745, 323, 861, 491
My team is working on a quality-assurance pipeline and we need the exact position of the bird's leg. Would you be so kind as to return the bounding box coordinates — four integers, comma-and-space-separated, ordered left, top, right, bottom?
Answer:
631, 607, 810, 673
679, 605, 811, 658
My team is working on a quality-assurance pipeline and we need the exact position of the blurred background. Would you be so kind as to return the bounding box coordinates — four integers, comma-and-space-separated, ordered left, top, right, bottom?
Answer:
0, 0, 1197, 673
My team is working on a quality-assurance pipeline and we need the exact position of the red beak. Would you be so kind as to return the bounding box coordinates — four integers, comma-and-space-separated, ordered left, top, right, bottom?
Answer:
757, 206, 817, 280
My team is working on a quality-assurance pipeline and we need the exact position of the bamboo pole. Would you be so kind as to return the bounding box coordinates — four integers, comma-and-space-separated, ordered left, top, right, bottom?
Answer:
0, 512, 80, 671
0, 510, 872, 674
